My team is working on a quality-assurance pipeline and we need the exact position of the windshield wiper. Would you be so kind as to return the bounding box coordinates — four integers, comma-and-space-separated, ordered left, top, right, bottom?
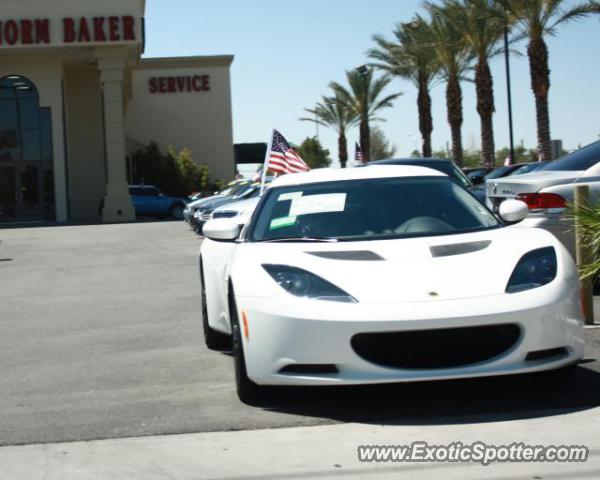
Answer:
262, 237, 339, 243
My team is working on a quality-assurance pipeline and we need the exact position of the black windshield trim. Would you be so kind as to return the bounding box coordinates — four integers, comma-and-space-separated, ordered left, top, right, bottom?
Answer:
247, 176, 500, 243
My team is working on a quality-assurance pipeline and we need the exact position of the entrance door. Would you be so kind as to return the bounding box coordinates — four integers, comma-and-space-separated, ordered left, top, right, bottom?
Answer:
0, 165, 43, 223
0, 75, 54, 223
0, 166, 16, 222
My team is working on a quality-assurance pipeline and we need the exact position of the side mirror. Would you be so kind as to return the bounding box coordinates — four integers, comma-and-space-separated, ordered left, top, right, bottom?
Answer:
499, 199, 529, 224
471, 175, 485, 186
203, 218, 242, 241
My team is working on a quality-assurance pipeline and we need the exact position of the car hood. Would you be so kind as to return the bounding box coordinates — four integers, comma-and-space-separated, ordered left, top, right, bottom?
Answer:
486, 170, 581, 197
188, 194, 226, 208
232, 228, 560, 303
214, 197, 260, 214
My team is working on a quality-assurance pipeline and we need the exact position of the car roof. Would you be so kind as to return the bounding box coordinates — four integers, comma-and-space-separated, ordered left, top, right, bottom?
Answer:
269, 165, 445, 188
368, 157, 451, 165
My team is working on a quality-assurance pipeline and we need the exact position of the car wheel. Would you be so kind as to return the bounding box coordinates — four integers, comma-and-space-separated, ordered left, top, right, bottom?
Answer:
229, 287, 266, 403
200, 260, 231, 350
171, 203, 184, 220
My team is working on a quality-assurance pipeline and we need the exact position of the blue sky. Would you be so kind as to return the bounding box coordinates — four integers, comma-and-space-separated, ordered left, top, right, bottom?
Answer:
144, 0, 600, 167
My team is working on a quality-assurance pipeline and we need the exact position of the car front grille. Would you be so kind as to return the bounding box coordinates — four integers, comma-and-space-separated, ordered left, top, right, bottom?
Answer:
213, 211, 237, 219
351, 324, 521, 369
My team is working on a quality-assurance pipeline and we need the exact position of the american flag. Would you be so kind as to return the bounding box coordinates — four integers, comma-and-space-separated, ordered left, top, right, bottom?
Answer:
354, 142, 364, 163
266, 130, 310, 174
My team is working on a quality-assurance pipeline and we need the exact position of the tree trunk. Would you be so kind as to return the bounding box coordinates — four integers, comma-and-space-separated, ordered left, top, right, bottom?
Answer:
475, 59, 495, 167
360, 116, 370, 163
417, 72, 433, 158
338, 132, 348, 168
446, 73, 464, 167
528, 36, 552, 161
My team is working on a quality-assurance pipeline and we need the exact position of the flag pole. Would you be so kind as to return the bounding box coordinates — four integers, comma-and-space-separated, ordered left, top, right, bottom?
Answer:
260, 129, 274, 195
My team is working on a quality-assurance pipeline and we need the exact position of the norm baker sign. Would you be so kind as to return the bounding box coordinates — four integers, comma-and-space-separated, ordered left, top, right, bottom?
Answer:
0, 16, 137, 46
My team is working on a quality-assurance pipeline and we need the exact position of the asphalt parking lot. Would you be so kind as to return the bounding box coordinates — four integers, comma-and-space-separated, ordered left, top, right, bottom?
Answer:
0, 222, 599, 448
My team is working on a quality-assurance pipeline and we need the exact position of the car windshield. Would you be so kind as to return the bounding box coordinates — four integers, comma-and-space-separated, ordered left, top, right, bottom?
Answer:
484, 166, 513, 179
537, 141, 600, 172
221, 183, 249, 196
511, 162, 546, 175
250, 176, 499, 242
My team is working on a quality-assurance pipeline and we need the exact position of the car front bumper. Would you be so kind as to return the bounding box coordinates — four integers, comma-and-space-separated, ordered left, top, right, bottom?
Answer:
236, 282, 584, 386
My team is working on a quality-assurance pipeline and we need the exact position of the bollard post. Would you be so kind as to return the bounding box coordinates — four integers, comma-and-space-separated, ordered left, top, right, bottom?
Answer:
574, 184, 595, 325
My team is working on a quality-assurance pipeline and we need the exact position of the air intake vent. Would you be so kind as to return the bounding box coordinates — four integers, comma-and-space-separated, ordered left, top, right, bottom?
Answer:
279, 364, 339, 374
307, 251, 384, 261
430, 240, 491, 258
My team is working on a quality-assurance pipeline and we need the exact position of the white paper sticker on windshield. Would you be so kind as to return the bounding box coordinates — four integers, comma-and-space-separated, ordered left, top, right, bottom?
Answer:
278, 191, 303, 202
289, 193, 347, 217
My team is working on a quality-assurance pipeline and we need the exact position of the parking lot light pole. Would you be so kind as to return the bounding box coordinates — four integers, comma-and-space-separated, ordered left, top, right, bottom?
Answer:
504, 25, 515, 165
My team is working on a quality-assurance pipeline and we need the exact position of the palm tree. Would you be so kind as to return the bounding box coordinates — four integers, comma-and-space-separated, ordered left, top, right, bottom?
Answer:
368, 17, 440, 157
441, 0, 506, 167
330, 68, 402, 163
425, 3, 473, 166
300, 95, 358, 168
496, 0, 592, 161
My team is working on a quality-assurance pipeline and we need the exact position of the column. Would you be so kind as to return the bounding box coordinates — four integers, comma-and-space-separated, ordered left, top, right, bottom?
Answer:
96, 47, 135, 222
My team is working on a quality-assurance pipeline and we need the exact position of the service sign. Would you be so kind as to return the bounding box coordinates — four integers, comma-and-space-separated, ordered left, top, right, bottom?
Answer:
149, 75, 211, 94
0, 16, 140, 47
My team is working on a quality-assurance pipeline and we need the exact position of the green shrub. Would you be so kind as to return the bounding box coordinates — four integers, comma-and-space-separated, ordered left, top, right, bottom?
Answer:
131, 142, 222, 197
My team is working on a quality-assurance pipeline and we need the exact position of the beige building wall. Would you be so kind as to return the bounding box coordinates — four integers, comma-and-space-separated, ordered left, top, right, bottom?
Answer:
125, 56, 236, 183
0, 56, 68, 221
63, 66, 106, 222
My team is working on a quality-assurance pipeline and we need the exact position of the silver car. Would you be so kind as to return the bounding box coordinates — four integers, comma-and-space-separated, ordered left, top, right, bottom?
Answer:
486, 141, 600, 258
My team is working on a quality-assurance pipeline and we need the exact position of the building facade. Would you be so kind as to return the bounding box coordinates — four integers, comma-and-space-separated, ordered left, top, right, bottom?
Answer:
0, 0, 235, 224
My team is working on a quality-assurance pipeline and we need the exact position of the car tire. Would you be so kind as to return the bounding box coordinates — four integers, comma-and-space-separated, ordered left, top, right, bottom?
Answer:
200, 260, 231, 351
170, 203, 184, 220
229, 287, 266, 404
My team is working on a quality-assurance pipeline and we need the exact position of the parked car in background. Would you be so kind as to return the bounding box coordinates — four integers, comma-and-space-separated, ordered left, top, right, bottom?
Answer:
470, 162, 548, 199
129, 185, 187, 220
200, 166, 583, 402
210, 197, 260, 222
366, 158, 486, 203
184, 180, 254, 224
486, 141, 600, 258
511, 161, 549, 176
463, 167, 493, 183
191, 183, 263, 234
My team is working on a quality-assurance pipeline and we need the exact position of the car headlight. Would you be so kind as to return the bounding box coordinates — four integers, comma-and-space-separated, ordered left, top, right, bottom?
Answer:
506, 247, 557, 293
263, 264, 357, 303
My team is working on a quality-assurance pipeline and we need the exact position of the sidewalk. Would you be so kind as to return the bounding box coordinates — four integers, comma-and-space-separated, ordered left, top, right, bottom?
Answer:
1, 407, 598, 480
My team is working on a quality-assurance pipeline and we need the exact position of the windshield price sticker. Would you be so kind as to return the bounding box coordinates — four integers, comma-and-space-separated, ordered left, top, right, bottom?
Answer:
269, 216, 297, 230
289, 193, 347, 217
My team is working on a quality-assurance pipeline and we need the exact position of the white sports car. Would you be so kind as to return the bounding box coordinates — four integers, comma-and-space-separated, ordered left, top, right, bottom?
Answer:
200, 166, 584, 402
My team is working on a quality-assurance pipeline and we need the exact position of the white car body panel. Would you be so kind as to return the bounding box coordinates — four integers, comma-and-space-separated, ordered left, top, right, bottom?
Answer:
200, 166, 585, 386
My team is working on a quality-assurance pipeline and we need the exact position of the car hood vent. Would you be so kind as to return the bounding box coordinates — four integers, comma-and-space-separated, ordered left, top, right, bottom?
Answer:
307, 250, 384, 261
430, 240, 491, 258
